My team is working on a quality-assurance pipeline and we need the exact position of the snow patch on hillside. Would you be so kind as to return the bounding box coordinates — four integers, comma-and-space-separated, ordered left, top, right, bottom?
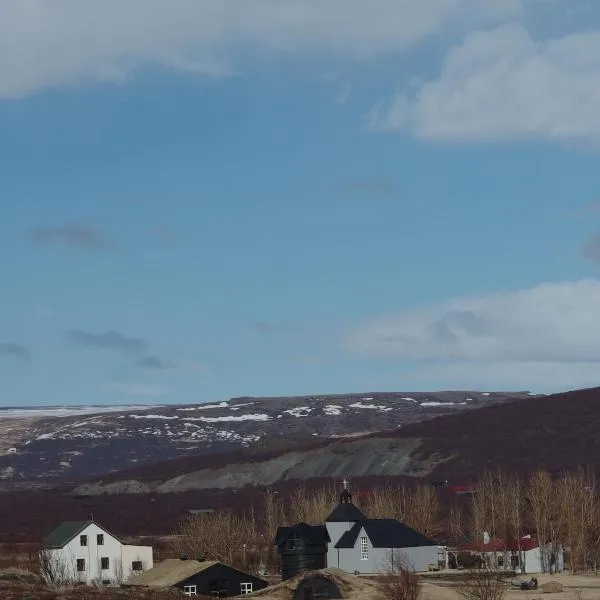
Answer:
183, 414, 271, 423
350, 402, 392, 411
284, 407, 313, 418
129, 414, 179, 420
421, 402, 467, 407
177, 402, 228, 411
324, 405, 342, 416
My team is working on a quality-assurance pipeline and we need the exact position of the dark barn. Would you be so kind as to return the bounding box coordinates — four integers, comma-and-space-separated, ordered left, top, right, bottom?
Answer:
275, 522, 330, 581
293, 574, 342, 600
126, 558, 268, 597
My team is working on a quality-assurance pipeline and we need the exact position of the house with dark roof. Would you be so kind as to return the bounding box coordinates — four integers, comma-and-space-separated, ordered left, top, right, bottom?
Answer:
324, 481, 440, 575
126, 558, 268, 597
275, 522, 330, 580
42, 520, 153, 586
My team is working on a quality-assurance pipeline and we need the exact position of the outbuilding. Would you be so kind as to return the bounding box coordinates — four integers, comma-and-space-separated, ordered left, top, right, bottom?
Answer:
275, 523, 330, 580
126, 558, 268, 597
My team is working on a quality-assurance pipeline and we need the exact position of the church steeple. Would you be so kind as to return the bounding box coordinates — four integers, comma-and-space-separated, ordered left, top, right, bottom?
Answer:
339, 477, 352, 504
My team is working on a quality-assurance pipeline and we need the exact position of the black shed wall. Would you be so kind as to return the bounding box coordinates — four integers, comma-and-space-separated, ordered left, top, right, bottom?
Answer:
176, 564, 268, 597
279, 537, 328, 581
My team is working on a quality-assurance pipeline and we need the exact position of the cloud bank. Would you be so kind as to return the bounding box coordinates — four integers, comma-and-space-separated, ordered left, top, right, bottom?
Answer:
346, 279, 600, 390
0, 0, 521, 99
370, 24, 600, 143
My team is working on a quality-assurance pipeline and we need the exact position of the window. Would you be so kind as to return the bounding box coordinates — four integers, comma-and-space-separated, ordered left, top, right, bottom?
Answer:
240, 582, 253, 595
132, 561, 143, 571
80, 535, 88, 547
183, 585, 197, 596
101, 557, 110, 570
76, 559, 86, 572
208, 578, 228, 596
288, 533, 299, 550
360, 536, 369, 560
97, 534, 104, 545
497, 555, 504, 567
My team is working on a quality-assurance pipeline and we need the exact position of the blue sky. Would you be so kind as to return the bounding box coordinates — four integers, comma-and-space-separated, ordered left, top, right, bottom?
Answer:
2, 0, 600, 405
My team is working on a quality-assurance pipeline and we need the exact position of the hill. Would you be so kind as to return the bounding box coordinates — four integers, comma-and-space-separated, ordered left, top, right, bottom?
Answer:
72, 386, 600, 496
0, 390, 525, 483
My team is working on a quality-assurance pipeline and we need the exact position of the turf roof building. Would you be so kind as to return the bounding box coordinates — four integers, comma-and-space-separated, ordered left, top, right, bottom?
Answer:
126, 558, 268, 597
42, 520, 153, 586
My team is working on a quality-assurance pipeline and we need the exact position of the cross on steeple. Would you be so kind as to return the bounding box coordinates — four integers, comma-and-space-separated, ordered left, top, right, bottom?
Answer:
342, 478, 349, 491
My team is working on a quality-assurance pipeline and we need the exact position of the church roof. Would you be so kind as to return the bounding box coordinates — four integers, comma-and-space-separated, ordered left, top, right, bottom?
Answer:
325, 502, 366, 523
334, 519, 437, 549
274, 523, 330, 547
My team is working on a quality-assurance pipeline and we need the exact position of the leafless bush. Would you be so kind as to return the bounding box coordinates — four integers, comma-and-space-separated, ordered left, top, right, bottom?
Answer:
457, 569, 506, 600
378, 570, 421, 600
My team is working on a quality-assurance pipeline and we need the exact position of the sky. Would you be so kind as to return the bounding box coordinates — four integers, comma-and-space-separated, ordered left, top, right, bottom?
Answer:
2, 0, 600, 406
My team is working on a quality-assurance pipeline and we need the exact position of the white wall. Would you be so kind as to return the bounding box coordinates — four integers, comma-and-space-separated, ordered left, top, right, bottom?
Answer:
121, 544, 154, 582
42, 523, 152, 586
479, 544, 564, 574
335, 526, 438, 574
325, 522, 354, 569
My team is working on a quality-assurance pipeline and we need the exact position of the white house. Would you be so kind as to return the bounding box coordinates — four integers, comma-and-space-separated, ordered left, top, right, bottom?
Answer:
324, 484, 439, 574
458, 535, 564, 574
42, 520, 153, 586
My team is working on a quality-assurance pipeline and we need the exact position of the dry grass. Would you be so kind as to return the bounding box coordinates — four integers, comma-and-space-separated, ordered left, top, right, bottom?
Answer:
0, 581, 182, 600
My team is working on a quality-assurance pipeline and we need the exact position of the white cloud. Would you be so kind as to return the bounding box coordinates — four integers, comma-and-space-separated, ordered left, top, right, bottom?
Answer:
0, 0, 522, 99
346, 279, 600, 389
369, 24, 600, 143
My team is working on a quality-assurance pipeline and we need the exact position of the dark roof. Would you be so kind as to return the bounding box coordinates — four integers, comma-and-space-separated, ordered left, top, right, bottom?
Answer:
44, 521, 92, 549
275, 523, 330, 547
325, 502, 366, 523
335, 519, 437, 549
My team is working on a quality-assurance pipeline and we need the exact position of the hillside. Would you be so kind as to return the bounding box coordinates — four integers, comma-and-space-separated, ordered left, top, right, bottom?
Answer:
0, 390, 525, 483
72, 386, 600, 496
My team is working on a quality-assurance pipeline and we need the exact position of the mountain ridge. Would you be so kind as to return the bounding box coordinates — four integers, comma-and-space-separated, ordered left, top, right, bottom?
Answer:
0, 390, 529, 483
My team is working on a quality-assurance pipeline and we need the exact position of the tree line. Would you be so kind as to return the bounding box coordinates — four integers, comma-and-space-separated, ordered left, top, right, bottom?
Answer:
172, 469, 600, 575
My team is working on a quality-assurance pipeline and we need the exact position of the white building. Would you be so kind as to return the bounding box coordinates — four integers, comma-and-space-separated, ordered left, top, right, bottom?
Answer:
324, 486, 439, 574
42, 520, 153, 586
458, 535, 564, 574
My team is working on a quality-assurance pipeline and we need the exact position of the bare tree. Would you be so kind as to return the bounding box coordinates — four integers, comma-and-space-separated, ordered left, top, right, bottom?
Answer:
378, 550, 421, 600
287, 483, 337, 525
366, 484, 440, 538
172, 509, 255, 570
38, 547, 77, 586
457, 569, 506, 600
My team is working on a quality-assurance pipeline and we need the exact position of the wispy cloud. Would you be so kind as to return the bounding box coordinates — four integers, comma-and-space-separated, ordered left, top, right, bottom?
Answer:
252, 321, 273, 334
68, 330, 146, 353
583, 234, 600, 264
136, 355, 175, 370
0, 342, 31, 361
337, 179, 395, 196
32, 224, 111, 250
